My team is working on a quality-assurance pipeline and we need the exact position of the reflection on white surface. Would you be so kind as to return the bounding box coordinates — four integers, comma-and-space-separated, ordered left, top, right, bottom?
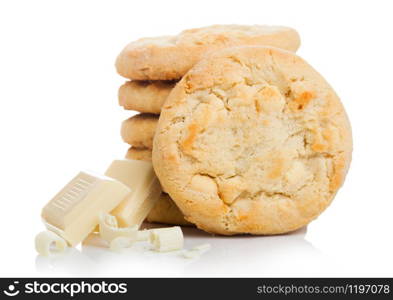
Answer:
35, 226, 323, 277
183, 227, 320, 276
35, 247, 98, 275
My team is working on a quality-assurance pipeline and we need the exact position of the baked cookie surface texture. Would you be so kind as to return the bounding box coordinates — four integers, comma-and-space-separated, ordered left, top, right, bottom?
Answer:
116, 25, 300, 80
119, 81, 175, 114
153, 46, 352, 235
121, 113, 158, 148
146, 193, 192, 226
125, 147, 152, 161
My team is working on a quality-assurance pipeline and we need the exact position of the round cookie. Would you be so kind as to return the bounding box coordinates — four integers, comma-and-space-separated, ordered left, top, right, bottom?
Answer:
152, 46, 352, 235
119, 81, 176, 114
116, 24, 300, 80
121, 113, 158, 148
125, 147, 152, 161
146, 193, 192, 226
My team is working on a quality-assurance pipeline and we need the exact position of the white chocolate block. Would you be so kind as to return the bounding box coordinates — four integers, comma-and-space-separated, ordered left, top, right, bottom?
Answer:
149, 226, 184, 252
41, 171, 131, 246
105, 160, 162, 227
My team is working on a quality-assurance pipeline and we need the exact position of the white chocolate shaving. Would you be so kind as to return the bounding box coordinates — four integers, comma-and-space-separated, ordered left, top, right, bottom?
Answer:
99, 213, 138, 242
109, 236, 134, 252
149, 226, 184, 252
137, 229, 150, 241
35, 230, 67, 256
182, 243, 211, 259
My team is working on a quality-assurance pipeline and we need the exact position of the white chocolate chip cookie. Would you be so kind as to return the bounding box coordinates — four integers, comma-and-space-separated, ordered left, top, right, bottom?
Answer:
152, 46, 352, 235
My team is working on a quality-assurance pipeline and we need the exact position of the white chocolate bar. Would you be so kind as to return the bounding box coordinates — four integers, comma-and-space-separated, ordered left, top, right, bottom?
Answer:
105, 159, 162, 227
41, 171, 131, 246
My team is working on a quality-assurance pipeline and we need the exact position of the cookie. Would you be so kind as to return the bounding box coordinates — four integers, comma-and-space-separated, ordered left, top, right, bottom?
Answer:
152, 46, 352, 235
125, 147, 152, 161
146, 193, 192, 226
119, 81, 176, 114
116, 24, 300, 80
121, 113, 158, 148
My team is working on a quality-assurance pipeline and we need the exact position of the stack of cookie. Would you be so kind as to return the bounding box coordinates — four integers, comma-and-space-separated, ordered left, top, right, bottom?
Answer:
115, 25, 301, 227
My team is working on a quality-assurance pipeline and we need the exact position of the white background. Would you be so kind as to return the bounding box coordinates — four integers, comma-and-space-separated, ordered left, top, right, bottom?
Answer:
0, 0, 392, 277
